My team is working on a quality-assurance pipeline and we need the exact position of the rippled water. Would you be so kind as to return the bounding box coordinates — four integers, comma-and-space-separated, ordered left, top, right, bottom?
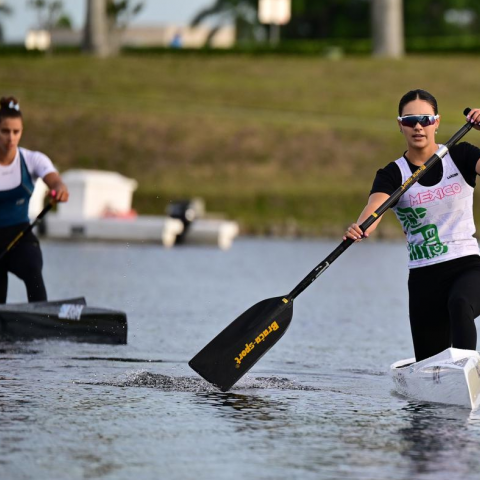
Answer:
2, 238, 480, 480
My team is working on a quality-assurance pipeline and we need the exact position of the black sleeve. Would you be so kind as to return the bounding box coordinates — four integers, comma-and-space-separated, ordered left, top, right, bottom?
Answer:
370, 161, 402, 196
449, 142, 480, 188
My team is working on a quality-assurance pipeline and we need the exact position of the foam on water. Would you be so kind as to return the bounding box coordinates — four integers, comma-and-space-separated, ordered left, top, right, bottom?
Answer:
95, 370, 322, 392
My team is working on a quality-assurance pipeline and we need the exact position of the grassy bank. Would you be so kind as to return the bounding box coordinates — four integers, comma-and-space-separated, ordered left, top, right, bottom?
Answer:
3, 53, 480, 236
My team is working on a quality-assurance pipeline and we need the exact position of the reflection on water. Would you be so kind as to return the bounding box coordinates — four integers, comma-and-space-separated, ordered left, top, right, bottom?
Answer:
399, 402, 480, 479
193, 391, 288, 429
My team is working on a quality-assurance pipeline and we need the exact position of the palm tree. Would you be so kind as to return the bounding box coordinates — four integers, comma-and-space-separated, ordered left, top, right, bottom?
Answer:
83, 0, 109, 56
193, 0, 405, 57
371, 0, 404, 58
190, 0, 259, 45
83, 0, 143, 56
27, 0, 66, 30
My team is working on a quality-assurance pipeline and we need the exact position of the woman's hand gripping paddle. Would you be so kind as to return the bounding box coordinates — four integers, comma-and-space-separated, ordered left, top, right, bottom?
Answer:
0, 190, 56, 262
189, 109, 474, 392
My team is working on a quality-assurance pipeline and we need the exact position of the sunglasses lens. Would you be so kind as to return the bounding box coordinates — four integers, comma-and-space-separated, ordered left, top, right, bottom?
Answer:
400, 117, 417, 127
400, 115, 436, 127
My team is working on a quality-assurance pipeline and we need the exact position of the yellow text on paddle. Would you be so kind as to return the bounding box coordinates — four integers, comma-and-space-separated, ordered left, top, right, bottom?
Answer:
234, 320, 279, 368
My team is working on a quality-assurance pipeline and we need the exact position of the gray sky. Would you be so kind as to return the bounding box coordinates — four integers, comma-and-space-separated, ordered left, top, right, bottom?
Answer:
3, 0, 213, 43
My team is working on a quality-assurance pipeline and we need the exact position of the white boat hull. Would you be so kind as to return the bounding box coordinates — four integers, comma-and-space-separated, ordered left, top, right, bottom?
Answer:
390, 348, 480, 409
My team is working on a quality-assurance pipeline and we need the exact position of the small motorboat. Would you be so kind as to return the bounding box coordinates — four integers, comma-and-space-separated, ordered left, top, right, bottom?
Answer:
390, 348, 480, 410
0, 297, 127, 345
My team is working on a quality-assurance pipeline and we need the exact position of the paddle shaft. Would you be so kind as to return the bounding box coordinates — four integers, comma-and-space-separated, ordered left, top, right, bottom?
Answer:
288, 111, 474, 301
0, 201, 53, 262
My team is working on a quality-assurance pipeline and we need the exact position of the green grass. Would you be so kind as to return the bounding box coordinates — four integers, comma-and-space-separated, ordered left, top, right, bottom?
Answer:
4, 53, 480, 236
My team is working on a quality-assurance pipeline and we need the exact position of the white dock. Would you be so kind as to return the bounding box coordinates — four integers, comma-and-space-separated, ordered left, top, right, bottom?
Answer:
44, 214, 184, 248
30, 170, 239, 250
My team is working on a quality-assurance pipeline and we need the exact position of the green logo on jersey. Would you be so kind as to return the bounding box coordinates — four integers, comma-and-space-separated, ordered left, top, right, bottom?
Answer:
397, 206, 448, 261
397, 206, 427, 230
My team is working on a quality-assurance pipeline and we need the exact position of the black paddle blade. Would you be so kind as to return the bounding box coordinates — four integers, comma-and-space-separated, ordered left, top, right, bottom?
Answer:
189, 296, 293, 392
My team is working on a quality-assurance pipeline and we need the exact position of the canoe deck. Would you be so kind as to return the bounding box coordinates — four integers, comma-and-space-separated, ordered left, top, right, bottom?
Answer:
390, 348, 480, 409
0, 297, 127, 345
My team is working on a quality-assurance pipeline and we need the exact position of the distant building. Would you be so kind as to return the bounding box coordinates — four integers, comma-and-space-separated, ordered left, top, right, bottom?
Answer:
25, 30, 51, 50
47, 24, 236, 49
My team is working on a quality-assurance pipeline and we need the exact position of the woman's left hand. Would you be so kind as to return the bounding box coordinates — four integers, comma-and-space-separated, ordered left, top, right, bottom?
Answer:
43, 172, 69, 203
467, 108, 480, 131
52, 183, 69, 202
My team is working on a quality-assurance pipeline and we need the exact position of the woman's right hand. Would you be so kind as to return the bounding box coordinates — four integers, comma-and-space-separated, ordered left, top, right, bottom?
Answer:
343, 223, 368, 242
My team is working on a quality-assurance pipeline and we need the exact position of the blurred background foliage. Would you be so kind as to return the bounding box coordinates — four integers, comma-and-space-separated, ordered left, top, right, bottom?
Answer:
191, 0, 480, 46
2, 0, 480, 236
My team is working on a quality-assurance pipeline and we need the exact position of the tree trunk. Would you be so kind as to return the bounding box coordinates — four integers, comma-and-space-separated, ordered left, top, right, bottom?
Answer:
371, 0, 404, 58
83, 0, 110, 56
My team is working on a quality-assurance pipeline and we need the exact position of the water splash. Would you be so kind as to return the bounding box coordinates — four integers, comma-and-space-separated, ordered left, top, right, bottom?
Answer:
122, 370, 212, 392
99, 371, 322, 392
242, 376, 319, 391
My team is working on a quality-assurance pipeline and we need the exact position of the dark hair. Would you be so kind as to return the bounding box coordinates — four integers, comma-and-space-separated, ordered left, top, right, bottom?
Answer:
398, 89, 438, 116
0, 96, 22, 121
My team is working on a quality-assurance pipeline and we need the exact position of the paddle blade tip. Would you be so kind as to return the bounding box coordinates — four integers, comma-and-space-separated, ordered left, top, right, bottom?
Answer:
188, 296, 294, 392
188, 358, 231, 391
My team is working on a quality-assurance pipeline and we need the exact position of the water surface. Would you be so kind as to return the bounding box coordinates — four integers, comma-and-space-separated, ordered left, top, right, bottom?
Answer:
2, 238, 480, 480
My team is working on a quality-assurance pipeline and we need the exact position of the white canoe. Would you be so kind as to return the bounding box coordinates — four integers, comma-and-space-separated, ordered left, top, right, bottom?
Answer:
390, 348, 480, 409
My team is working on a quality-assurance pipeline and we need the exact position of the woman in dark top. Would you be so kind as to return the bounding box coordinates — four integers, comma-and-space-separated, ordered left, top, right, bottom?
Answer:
344, 89, 480, 362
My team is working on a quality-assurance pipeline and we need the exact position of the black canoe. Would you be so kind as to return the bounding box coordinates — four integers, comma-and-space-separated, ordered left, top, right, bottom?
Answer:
0, 298, 127, 345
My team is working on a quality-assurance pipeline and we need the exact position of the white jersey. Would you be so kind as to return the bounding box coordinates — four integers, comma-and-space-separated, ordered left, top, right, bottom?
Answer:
392, 147, 479, 269
0, 147, 57, 191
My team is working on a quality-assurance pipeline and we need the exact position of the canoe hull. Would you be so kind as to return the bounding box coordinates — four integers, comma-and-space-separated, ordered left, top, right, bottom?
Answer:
390, 348, 480, 409
0, 298, 127, 345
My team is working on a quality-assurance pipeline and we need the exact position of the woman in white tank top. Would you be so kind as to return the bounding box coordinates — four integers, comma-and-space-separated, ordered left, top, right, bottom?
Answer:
344, 89, 480, 362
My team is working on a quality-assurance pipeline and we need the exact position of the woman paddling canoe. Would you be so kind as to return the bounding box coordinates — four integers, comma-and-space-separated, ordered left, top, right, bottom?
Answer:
0, 96, 69, 304
344, 89, 480, 362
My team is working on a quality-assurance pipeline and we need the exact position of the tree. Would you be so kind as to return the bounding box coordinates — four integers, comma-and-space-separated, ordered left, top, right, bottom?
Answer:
190, 0, 261, 45
83, 0, 144, 56
0, 1, 13, 44
27, 0, 72, 30
106, 0, 143, 30
283, 0, 371, 40
27, 0, 73, 52
83, 0, 109, 56
371, 0, 404, 58
191, 0, 372, 43
191, 0, 480, 54
403, 0, 480, 38
105, 0, 143, 53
